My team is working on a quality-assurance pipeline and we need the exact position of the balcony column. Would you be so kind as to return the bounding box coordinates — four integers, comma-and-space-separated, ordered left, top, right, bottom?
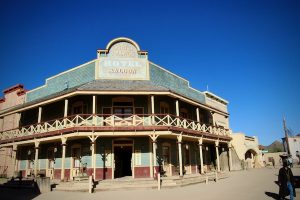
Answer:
175, 100, 180, 126
196, 108, 200, 122
92, 95, 97, 125
64, 99, 68, 127
228, 142, 233, 171
34, 140, 40, 177
150, 134, 158, 177
198, 138, 204, 174
151, 95, 155, 125
38, 107, 42, 123
215, 140, 220, 172
177, 135, 183, 177
61, 137, 67, 181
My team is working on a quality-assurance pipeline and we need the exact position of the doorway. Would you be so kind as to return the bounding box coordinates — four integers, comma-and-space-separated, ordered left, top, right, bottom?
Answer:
114, 146, 133, 178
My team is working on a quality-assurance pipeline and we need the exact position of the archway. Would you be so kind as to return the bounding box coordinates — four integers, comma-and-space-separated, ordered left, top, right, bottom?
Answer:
245, 149, 258, 169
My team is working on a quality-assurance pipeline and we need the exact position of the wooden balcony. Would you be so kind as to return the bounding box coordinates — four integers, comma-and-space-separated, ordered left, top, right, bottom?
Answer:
0, 114, 231, 144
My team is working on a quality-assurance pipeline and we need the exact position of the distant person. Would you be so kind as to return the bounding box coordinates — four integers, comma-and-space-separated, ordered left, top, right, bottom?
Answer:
271, 158, 275, 168
278, 160, 296, 200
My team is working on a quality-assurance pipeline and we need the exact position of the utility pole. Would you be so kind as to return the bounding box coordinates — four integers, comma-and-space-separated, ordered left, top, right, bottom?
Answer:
283, 117, 290, 155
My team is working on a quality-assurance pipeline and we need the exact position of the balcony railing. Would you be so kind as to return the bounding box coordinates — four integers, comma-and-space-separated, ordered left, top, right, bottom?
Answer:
0, 114, 231, 141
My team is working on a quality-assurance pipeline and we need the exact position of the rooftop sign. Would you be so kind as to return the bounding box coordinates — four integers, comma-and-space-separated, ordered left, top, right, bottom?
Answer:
96, 38, 149, 80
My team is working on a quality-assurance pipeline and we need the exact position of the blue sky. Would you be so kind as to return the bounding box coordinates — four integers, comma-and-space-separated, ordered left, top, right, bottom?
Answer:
0, 0, 299, 145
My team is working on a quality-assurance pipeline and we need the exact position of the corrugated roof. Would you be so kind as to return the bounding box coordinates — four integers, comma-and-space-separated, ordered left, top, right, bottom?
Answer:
0, 80, 169, 115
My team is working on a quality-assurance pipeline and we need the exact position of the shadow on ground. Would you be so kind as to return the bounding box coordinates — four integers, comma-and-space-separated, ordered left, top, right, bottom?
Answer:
0, 187, 40, 200
265, 192, 283, 200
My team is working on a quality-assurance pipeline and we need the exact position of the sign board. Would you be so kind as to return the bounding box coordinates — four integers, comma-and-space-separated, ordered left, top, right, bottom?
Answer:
97, 40, 149, 80
261, 150, 269, 153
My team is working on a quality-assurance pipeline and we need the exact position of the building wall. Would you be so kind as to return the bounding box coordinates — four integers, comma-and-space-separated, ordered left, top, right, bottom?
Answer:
287, 137, 300, 163
231, 133, 263, 168
205, 96, 228, 113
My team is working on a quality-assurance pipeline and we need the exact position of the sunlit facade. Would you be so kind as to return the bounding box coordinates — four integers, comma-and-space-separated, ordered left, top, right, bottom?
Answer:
0, 38, 232, 181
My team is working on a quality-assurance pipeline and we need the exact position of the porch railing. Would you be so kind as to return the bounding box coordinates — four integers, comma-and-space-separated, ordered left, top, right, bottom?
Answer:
0, 114, 231, 141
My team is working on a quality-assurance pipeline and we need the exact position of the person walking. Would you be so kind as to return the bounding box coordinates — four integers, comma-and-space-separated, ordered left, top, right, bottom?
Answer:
278, 160, 296, 200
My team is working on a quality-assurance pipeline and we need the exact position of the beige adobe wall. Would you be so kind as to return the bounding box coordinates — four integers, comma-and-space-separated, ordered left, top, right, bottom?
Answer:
213, 113, 229, 129
263, 152, 286, 166
231, 133, 263, 168
0, 85, 26, 178
205, 97, 228, 113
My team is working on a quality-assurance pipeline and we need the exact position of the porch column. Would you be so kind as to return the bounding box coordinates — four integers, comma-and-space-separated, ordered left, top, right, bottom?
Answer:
34, 141, 40, 177
64, 99, 68, 127
151, 95, 155, 125
149, 139, 153, 178
89, 134, 98, 180
92, 95, 97, 125
198, 138, 204, 174
177, 135, 183, 177
61, 137, 67, 181
176, 100, 180, 126
215, 140, 220, 172
228, 142, 233, 171
38, 106, 42, 123
196, 108, 200, 122
13, 145, 18, 173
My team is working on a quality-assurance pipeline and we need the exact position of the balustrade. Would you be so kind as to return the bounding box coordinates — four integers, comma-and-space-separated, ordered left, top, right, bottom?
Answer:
0, 114, 230, 141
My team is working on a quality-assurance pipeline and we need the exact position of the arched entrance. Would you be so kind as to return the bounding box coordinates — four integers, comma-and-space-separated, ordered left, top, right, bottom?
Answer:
245, 149, 257, 169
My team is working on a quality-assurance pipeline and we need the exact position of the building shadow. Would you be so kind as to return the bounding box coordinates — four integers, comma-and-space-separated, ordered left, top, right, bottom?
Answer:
0, 187, 40, 200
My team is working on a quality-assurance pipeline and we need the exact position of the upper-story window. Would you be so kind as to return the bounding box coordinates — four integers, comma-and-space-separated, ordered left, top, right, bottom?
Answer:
72, 101, 88, 115
160, 102, 169, 114
112, 97, 134, 118
180, 108, 189, 119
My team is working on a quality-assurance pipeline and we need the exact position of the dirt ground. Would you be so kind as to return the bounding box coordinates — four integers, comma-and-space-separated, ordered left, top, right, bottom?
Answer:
1, 167, 299, 200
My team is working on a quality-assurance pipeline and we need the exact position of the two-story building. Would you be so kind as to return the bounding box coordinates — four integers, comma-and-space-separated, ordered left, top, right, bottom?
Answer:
0, 37, 232, 181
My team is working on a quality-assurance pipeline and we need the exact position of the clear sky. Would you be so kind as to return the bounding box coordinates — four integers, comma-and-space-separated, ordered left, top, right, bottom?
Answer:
0, 0, 299, 146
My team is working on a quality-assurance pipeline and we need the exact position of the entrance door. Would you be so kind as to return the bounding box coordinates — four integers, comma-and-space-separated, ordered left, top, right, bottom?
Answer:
114, 146, 132, 178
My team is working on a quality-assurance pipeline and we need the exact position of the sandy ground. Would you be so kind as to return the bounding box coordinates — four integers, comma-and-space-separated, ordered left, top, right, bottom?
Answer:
1, 167, 299, 200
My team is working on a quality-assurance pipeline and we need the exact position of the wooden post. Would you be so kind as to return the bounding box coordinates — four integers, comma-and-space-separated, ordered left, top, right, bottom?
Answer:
157, 173, 161, 190
13, 145, 18, 173
64, 99, 68, 127
176, 100, 180, 127
196, 108, 200, 122
215, 140, 220, 172
92, 95, 96, 125
149, 139, 153, 178
177, 135, 183, 177
38, 107, 42, 123
151, 95, 155, 125
199, 138, 204, 174
61, 137, 67, 181
34, 141, 40, 177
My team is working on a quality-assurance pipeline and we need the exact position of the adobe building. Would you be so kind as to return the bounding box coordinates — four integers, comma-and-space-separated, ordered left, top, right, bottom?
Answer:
230, 132, 264, 169
282, 135, 300, 164
0, 37, 232, 181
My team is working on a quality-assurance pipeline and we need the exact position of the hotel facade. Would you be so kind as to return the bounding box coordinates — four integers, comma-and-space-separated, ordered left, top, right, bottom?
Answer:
0, 38, 232, 181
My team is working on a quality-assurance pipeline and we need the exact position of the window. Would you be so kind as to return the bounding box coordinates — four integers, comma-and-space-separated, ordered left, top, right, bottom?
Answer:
180, 108, 188, 119
72, 101, 88, 115
160, 102, 169, 114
